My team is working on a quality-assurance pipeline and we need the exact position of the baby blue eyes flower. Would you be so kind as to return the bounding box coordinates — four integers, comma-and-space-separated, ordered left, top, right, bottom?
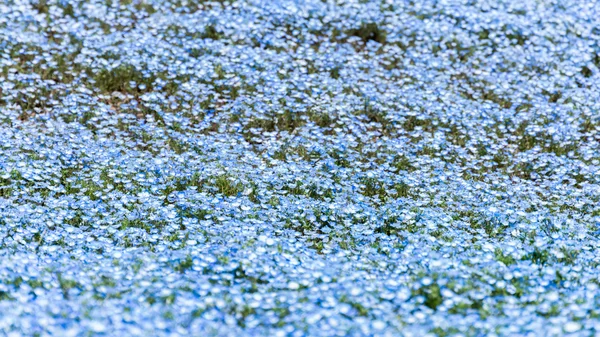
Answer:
0, 0, 599, 336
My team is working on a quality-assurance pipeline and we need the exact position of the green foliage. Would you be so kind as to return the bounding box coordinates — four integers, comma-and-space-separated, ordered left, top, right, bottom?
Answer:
347, 23, 387, 44
174, 255, 194, 273
329, 67, 341, 79
0, 290, 13, 301
392, 155, 416, 172
244, 110, 305, 133
494, 248, 516, 266
522, 248, 549, 266
339, 295, 369, 316
414, 283, 443, 311
214, 175, 244, 197
57, 273, 80, 300
32, 0, 49, 14
93, 64, 154, 94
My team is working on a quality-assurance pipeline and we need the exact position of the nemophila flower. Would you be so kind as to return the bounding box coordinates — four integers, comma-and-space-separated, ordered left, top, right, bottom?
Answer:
0, 0, 600, 336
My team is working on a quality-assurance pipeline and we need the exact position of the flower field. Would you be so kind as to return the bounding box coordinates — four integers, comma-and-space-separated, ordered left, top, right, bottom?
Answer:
1, 0, 600, 336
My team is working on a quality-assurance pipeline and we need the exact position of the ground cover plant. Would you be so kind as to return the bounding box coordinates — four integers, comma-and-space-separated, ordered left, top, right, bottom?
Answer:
1, 0, 600, 336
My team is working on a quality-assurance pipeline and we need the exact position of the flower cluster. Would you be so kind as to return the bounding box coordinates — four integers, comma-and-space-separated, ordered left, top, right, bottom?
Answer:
1, 0, 599, 336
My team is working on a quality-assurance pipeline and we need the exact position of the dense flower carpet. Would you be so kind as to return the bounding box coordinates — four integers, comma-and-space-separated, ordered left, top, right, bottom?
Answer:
1, 0, 599, 336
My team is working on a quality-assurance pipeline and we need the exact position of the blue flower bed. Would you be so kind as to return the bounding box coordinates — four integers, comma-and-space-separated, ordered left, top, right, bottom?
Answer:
1, 0, 599, 335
